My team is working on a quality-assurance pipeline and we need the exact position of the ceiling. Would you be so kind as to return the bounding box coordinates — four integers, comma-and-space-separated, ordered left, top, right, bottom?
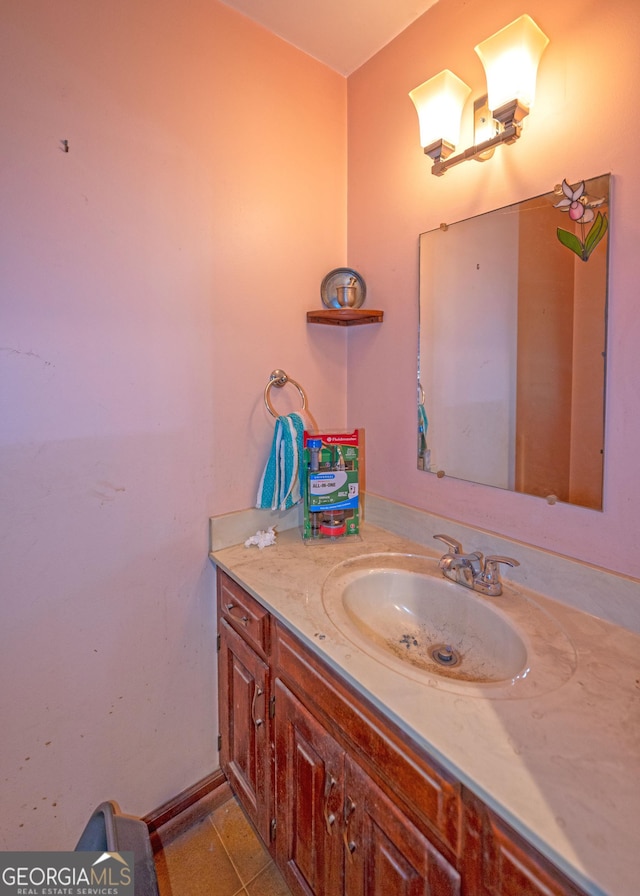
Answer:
217, 0, 440, 76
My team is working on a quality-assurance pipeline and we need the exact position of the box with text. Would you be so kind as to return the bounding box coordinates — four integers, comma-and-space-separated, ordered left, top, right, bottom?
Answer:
302, 430, 360, 539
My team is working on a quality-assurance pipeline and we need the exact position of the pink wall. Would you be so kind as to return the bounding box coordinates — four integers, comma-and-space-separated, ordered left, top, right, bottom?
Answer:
347, 0, 640, 579
0, 0, 346, 848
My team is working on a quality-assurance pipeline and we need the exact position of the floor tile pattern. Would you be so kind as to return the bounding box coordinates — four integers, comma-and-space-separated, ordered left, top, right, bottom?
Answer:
154, 796, 292, 896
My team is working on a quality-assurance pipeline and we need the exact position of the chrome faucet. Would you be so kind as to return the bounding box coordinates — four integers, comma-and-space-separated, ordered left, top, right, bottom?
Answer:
433, 534, 519, 596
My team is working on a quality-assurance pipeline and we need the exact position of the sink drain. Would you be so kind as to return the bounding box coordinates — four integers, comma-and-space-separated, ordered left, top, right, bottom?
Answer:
431, 644, 460, 667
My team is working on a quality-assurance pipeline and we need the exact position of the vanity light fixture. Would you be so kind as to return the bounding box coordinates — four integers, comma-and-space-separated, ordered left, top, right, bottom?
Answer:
408, 70, 472, 166
409, 15, 549, 176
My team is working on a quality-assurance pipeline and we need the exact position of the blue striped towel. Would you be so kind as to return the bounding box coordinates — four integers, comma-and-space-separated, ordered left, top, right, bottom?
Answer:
256, 413, 305, 511
418, 402, 428, 438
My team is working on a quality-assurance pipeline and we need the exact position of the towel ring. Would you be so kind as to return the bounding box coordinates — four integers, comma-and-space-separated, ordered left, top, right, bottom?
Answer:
264, 369, 308, 418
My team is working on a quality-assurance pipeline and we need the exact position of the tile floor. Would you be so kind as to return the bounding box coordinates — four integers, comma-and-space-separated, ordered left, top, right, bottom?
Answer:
154, 795, 293, 896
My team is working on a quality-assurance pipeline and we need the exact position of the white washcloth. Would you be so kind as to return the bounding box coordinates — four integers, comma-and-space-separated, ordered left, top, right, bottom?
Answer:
244, 527, 277, 549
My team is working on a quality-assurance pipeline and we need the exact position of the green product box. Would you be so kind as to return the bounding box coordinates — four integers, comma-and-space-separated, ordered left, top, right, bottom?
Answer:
302, 430, 360, 540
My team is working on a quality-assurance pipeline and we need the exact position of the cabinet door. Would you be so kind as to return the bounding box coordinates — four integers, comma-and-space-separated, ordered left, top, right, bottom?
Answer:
462, 791, 586, 896
218, 617, 272, 844
274, 679, 344, 896
344, 755, 461, 896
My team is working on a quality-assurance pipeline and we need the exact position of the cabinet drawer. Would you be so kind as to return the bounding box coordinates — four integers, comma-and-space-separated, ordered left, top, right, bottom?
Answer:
217, 570, 270, 659
274, 621, 461, 856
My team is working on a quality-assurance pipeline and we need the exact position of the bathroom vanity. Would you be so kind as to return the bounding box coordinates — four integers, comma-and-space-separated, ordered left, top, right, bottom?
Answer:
211, 520, 640, 896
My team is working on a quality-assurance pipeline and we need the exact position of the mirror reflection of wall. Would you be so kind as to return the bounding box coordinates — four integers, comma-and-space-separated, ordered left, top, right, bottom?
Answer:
418, 174, 609, 510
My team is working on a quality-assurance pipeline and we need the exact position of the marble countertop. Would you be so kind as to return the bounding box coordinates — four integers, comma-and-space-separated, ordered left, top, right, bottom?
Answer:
211, 523, 640, 896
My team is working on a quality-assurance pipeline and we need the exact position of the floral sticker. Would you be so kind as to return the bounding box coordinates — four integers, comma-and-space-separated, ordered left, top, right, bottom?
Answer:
554, 178, 608, 261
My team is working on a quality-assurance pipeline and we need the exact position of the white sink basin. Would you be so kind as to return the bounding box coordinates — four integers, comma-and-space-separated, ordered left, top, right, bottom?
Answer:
321, 553, 577, 698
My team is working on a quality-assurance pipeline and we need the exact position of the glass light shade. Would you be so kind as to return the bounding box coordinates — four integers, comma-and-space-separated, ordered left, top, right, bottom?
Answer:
409, 70, 471, 150
474, 15, 549, 113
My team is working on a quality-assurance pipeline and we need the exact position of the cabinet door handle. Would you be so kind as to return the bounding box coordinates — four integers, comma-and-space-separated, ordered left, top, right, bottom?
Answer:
226, 603, 249, 625
251, 685, 264, 728
323, 773, 337, 834
343, 795, 357, 856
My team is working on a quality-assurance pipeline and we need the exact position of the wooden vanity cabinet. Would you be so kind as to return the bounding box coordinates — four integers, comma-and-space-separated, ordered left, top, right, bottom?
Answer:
216, 570, 588, 896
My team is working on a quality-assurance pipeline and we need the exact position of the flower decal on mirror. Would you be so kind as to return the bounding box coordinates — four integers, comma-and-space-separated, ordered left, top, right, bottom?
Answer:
554, 178, 608, 261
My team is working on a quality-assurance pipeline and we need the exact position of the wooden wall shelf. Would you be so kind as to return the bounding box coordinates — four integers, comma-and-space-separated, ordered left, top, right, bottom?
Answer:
306, 308, 384, 326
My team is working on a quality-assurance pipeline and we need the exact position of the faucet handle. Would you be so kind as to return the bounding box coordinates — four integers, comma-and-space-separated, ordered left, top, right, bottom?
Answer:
477, 556, 520, 595
433, 534, 463, 555
484, 555, 520, 571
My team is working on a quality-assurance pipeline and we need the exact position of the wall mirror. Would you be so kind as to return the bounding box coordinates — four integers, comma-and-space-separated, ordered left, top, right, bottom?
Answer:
417, 174, 610, 510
